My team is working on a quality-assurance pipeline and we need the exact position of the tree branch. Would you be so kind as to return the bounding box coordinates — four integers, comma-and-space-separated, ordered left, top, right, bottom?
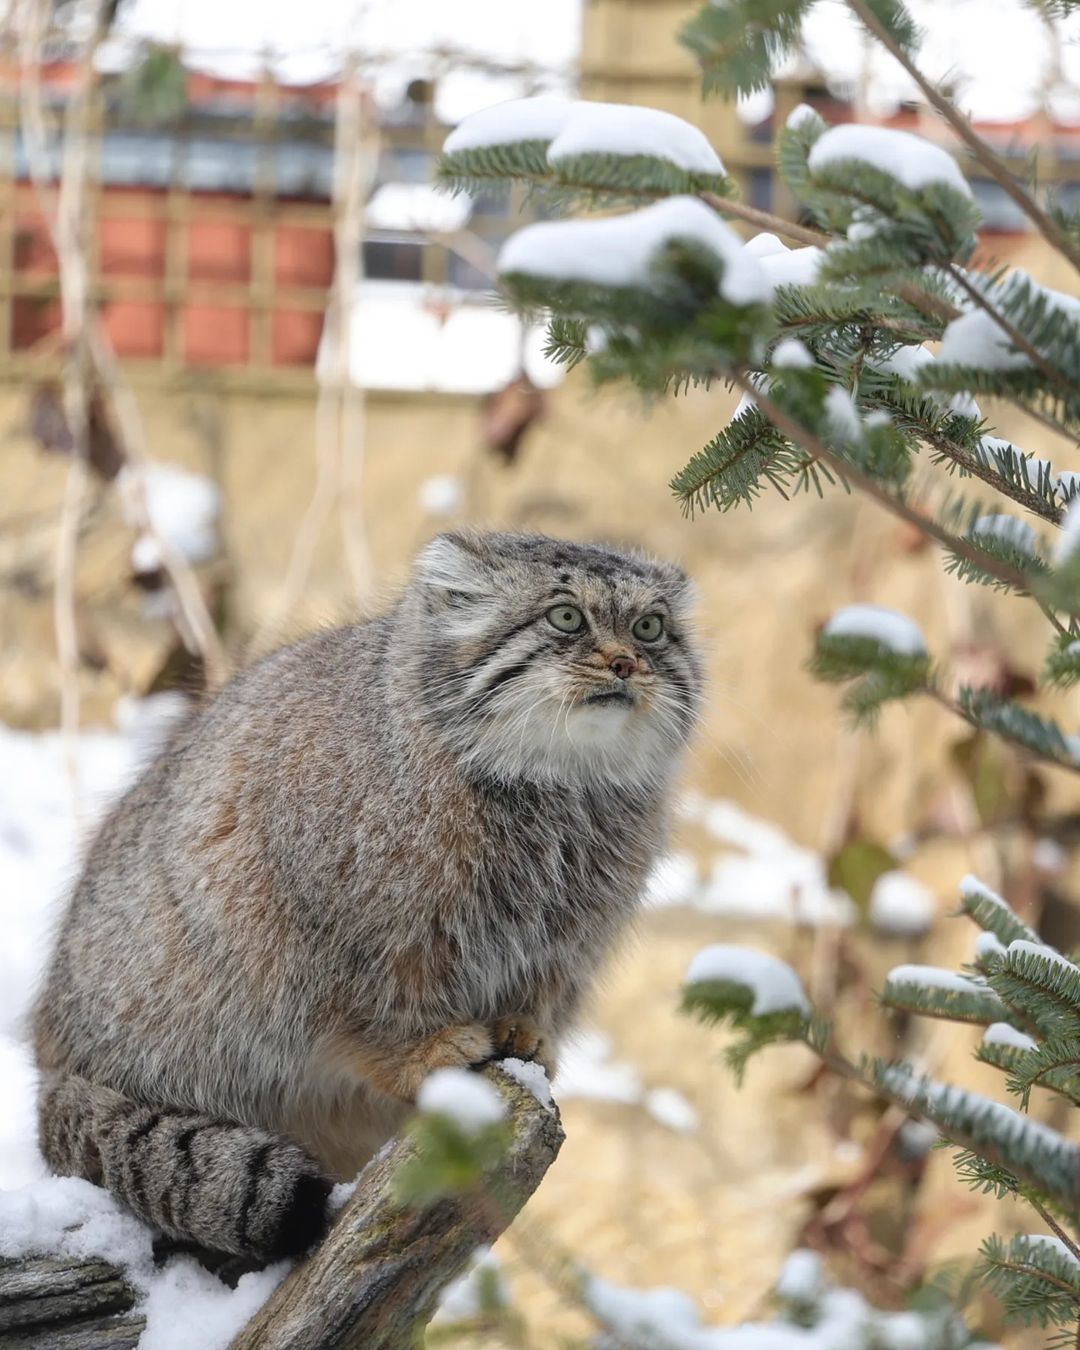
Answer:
0, 1067, 562, 1350
846, 0, 1080, 271
231, 1064, 561, 1350
735, 375, 1034, 594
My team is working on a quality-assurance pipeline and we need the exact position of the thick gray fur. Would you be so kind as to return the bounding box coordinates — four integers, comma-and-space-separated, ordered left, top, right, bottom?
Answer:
33, 530, 702, 1259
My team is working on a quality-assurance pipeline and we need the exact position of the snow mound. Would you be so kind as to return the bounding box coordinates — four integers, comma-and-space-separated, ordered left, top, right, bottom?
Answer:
442, 96, 573, 152
685, 945, 810, 1016
417, 1067, 507, 1133
983, 1022, 1038, 1053
498, 197, 770, 305
808, 124, 972, 197
823, 604, 926, 656
547, 101, 724, 175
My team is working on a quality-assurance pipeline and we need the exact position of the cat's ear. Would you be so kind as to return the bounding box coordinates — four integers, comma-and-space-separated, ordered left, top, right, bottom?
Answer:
414, 532, 494, 601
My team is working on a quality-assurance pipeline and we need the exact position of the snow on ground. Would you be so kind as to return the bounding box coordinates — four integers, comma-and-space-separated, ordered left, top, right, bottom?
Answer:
653, 796, 857, 928
0, 704, 292, 1349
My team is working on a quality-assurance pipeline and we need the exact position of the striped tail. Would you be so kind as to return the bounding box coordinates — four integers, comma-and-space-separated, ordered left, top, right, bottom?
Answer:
37, 1071, 332, 1261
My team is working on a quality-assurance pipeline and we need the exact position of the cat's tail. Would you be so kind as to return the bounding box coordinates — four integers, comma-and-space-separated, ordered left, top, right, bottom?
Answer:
37, 1070, 332, 1260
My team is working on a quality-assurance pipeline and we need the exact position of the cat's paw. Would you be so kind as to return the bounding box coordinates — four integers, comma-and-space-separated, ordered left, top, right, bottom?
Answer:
395, 1022, 494, 1100
490, 1016, 556, 1078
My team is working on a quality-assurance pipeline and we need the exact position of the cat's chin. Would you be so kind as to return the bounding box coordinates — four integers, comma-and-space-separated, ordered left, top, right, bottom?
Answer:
568, 700, 633, 743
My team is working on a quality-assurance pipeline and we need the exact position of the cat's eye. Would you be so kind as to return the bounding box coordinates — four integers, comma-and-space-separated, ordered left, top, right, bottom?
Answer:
547, 604, 584, 634
633, 613, 664, 642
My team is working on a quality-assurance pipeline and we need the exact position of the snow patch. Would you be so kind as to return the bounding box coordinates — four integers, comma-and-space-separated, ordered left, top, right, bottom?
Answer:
547, 101, 724, 175
497, 1056, 553, 1110
552, 1029, 641, 1104
1054, 497, 1080, 565
118, 463, 221, 566
757, 245, 823, 289
644, 1087, 699, 1134
869, 871, 935, 936
498, 197, 771, 305
808, 124, 972, 197
971, 513, 1037, 555
823, 604, 926, 656
442, 96, 573, 152
982, 1022, 1038, 1053
824, 386, 862, 442
685, 945, 810, 1016
774, 1248, 824, 1303
771, 337, 814, 370
885, 964, 989, 996
418, 474, 465, 517
417, 1067, 507, 1133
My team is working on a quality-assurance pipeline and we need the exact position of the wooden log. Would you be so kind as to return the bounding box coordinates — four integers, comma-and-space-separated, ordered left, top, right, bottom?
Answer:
0, 1254, 143, 1349
0, 1062, 561, 1349
230, 1064, 564, 1350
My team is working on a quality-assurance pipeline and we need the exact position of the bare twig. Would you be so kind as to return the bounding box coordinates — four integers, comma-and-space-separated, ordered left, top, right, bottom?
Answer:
251, 46, 379, 653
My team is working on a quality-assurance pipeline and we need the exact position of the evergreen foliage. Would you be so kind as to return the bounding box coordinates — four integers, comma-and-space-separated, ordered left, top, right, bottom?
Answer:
435, 0, 1080, 1337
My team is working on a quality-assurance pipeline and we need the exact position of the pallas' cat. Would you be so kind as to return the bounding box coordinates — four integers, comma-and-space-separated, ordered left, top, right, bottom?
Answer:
33, 530, 702, 1259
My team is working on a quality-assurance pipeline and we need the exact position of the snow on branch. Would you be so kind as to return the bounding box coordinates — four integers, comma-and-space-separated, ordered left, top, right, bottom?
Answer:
875, 1065, 1080, 1205
440, 97, 731, 198
882, 964, 1009, 1025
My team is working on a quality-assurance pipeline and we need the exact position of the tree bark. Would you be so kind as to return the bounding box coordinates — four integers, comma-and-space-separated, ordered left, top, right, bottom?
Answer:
230, 1064, 564, 1350
0, 1064, 562, 1350
0, 1254, 143, 1348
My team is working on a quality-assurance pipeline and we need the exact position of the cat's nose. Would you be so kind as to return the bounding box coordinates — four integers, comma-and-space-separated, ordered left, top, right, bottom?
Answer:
609, 655, 637, 680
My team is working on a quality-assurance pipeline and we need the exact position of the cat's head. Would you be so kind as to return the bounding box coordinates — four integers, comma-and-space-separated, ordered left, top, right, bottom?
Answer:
400, 530, 702, 787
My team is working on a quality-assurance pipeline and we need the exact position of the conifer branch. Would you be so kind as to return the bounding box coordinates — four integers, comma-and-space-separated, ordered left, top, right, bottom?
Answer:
945, 264, 1077, 399
736, 376, 1035, 593
846, 0, 1080, 270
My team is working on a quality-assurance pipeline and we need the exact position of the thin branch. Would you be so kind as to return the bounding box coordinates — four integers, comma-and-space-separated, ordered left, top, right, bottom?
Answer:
699, 190, 827, 247
89, 334, 229, 685
736, 375, 1034, 593
920, 428, 1063, 526
946, 264, 1076, 399
846, 0, 1080, 271
924, 687, 1080, 776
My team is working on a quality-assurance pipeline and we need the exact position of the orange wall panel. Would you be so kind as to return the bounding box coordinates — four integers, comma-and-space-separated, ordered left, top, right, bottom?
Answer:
274, 225, 333, 288
11, 296, 61, 350
13, 214, 57, 276
99, 217, 167, 278
184, 305, 249, 366
272, 309, 325, 366
100, 301, 164, 358
188, 219, 252, 283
